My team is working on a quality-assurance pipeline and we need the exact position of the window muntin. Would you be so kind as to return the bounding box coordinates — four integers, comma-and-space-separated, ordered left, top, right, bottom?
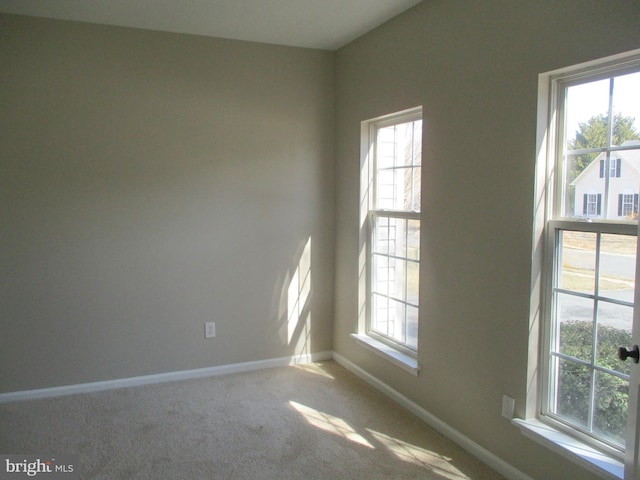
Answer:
542, 59, 640, 454
366, 110, 422, 353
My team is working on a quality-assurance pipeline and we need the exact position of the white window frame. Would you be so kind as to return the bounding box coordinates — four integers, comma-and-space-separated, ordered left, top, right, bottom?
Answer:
353, 106, 422, 375
516, 50, 640, 480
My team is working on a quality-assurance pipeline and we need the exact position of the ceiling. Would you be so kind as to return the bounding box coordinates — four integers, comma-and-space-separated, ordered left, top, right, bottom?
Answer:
0, 0, 423, 50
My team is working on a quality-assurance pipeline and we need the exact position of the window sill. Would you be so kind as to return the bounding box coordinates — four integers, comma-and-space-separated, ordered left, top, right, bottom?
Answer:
512, 418, 623, 480
350, 333, 419, 376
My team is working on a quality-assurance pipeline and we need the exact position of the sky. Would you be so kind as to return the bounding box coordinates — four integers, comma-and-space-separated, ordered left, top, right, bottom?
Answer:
565, 71, 640, 143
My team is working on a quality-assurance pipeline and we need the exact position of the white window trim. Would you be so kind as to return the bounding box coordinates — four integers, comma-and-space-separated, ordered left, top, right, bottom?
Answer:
350, 333, 419, 375
356, 106, 422, 373
522, 49, 640, 480
513, 418, 623, 480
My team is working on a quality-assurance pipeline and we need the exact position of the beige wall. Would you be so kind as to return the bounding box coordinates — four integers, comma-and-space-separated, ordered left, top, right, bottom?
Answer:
333, 1, 639, 479
0, 14, 335, 392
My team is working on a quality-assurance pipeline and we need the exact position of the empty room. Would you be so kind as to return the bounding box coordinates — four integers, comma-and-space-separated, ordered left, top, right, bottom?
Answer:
1, 1, 640, 479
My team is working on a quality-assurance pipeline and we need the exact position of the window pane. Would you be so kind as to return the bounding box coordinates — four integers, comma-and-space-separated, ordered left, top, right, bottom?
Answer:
377, 169, 396, 209
559, 231, 596, 294
388, 218, 407, 258
376, 166, 421, 211
593, 371, 628, 447
599, 233, 636, 302
377, 127, 396, 169
373, 255, 390, 295
611, 72, 640, 147
396, 121, 419, 167
375, 119, 422, 212
565, 79, 610, 151
564, 153, 602, 219
407, 261, 419, 306
563, 72, 640, 221
556, 293, 593, 362
553, 357, 592, 430
373, 216, 389, 254
378, 142, 396, 165
390, 257, 406, 300
403, 166, 421, 211
551, 227, 636, 447
412, 121, 422, 166
372, 293, 390, 336
375, 219, 417, 260
407, 219, 420, 260
406, 305, 418, 349
373, 216, 407, 257
370, 214, 419, 351
596, 302, 632, 375
388, 298, 406, 344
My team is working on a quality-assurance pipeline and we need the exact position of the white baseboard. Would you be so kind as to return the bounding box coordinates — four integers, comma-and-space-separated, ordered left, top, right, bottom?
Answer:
0, 350, 333, 404
332, 352, 533, 480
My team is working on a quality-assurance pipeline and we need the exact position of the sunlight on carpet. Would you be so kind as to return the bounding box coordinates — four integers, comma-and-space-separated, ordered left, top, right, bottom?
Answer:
368, 429, 472, 480
289, 399, 473, 480
293, 363, 336, 380
289, 400, 374, 448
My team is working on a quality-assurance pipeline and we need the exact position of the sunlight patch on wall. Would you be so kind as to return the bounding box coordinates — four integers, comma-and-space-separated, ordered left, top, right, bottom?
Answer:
292, 311, 311, 359
289, 401, 374, 448
287, 238, 311, 346
367, 429, 471, 480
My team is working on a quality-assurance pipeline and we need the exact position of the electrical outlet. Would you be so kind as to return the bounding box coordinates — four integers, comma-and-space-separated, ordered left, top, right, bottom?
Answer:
502, 394, 515, 419
205, 322, 216, 338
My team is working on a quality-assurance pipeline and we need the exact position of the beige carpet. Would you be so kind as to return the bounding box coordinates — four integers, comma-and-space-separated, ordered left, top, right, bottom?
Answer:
0, 361, 504, 479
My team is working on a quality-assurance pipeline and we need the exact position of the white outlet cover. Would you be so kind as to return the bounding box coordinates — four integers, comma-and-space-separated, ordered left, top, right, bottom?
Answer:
205, 322, 216, 338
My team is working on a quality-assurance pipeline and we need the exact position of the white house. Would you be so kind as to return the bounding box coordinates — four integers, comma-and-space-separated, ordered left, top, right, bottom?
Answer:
571, 139, 640, 219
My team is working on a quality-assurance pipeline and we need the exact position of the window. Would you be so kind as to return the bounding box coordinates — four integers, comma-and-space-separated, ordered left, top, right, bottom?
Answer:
618, 193, 638, 219
600, 158, 621, 178
583, 193, 602, 216
355, 107, 422, 371
523, 50, 640, 478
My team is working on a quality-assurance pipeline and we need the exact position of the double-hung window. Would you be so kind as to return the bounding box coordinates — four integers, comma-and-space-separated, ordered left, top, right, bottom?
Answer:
524, 50, 640, 479
356, 107, 422, 371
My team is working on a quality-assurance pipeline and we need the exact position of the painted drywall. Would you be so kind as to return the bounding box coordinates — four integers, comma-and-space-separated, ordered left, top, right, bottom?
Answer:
333, 1, 640, 479
0, 14, 335, 392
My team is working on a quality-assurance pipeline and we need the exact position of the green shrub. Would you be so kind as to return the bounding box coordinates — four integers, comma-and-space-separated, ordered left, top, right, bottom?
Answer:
557, 320, 631, 444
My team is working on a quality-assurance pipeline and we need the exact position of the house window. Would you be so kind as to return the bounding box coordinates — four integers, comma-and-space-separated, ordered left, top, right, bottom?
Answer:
526, 51, 640, 476
583, 193, 601, 216
619, 193, 639, 218
599, 158, 621, 178
356, 107, 422, 370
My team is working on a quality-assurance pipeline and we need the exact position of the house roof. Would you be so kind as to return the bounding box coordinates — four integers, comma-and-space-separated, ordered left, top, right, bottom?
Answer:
624, 140, 640, 172
570, 140, 640, 185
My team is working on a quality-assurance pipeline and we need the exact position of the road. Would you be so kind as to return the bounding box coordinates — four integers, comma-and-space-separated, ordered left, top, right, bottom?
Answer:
558, 291, 633, 331
562, 248, 636, 279
558, 247, 636, 331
